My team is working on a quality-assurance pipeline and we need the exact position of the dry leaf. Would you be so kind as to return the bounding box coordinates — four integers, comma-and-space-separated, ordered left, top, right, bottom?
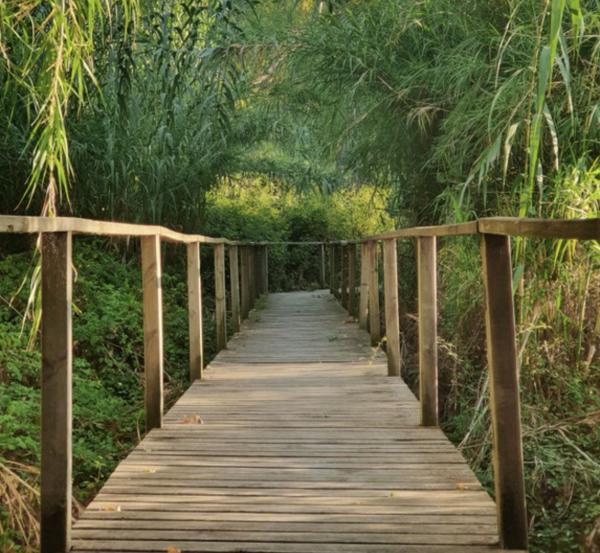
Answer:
178, 414, 203, 424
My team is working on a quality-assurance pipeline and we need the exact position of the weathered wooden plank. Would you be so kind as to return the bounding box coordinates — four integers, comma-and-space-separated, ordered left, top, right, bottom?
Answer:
214, 242, 227, 351
348, 244, 356, 317
41, 232, 73, 553
480, 233, 528, 550
340, 245, 348, 309
320, 244, 326, 288
382, 239, 400, 376
186, 242, 204, 381
418, 236, 438, 426
229, 245, 241, 334
366, 241, 381, 345
240, 246, 250, 319
358, 242, 369, 330
141, 235, 164, 431
72, 290, 503, 553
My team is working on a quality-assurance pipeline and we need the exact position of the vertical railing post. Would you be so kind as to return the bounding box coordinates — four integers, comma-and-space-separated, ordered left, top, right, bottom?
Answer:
229, 245, 241, 334
214, 242, 227, 351
41, 232, 73, 553
320, 243, 326, 288
263, 245, 269, 294
481, 233, 528, 550
249, 246, 256, 308
240, 246, 250, 319
186, 242, 204, 381
418, 236, 438, 425
348, 244, 356, 317
382, 238, 401, 376
340, 244, 348, 309
359, 242, 369, 330
367, 240, 381, 345
141, 234, 164, 431
329, 244, 335, 295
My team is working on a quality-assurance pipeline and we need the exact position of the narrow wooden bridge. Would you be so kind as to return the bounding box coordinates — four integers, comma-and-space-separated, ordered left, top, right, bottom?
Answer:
1, 215, 598, 553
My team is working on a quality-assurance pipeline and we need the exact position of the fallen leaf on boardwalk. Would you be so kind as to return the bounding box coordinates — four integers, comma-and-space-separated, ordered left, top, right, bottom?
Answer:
101, 504, 121, 512
178, 414, 203, 424
143, 467, 157, 473
166, 547, 182, 553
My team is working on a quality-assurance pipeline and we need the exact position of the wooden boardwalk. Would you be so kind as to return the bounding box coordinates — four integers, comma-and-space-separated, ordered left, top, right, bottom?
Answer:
72, 290, 510, 552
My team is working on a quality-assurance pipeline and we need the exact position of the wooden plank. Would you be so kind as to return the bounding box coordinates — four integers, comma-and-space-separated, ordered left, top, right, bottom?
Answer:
72, 290, 504, 552
480, 233, 528, 550
141, 235, 164, 431
329, 245, 335, 294
418, 236, 438, 426
240, 246, 250, 319
249, 247, 256, 307
186, 242, 204, 381
41, 232, 73, 553
367, 241, 381, 345
229, 245, 241, 334
263, 246, 269, 294
358, 242, 369, 330
214, 243, 227, 351
340, 245, 348, 309
364, 222, 478, 241
0, 214, 234, 244
382, 239, 400, 376
348, 244, 356, 317
478, 216, 600, 239
320, 244, 326, 288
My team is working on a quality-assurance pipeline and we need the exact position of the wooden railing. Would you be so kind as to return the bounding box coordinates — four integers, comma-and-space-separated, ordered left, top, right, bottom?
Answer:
0, 214, 598, 552
327, 216, 599, 551
0, 215, 269, 553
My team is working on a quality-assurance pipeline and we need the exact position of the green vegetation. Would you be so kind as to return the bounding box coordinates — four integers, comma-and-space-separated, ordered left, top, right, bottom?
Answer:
1, 1, 599, 552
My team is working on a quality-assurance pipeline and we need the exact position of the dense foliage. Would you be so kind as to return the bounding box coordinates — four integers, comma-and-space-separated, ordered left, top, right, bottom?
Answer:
0, 1, 599, 552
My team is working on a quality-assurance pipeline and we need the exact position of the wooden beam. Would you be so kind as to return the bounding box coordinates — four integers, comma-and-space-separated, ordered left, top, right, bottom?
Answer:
329, 245, 335, 295
480, 233, 528, 550
229, 245, 241, 334
367, 241, 381, 345
0, 214, 234, 245
364, 221, 478, 241
348, 244, 357, 317
358, 242, 369, 330
262, 246, 269, 295
478, 216, 600, 239
320, 244, 326, 289
382, 239, 400, 376
141, 235, 164, 432
340, 245, 348, 309
41, 232, 73, 553
214, 243, 227, 351
417, 236, 438, 425
186, 242, 204, 382
240, 246, 250, 319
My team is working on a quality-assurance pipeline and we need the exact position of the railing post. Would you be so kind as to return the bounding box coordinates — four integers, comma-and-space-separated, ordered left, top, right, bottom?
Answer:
240, 246, 250, 319
340, 244, 348, 309
418, 236, 438, 425
329, 244, 335, 295
320, 243, 326, 288
348, 244, 356, 317
367, 240, 381, 345
186, 242, 204, 381
262, 245, 269, 294
249, 246, 256, 307
229, 245, 241, 334
214, 242, 227, 351
382, 239, 401, 376
359, 242, 369, 330
41, 232, 73, 553
141, 234, 164, 431
481, 233, 528, 550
